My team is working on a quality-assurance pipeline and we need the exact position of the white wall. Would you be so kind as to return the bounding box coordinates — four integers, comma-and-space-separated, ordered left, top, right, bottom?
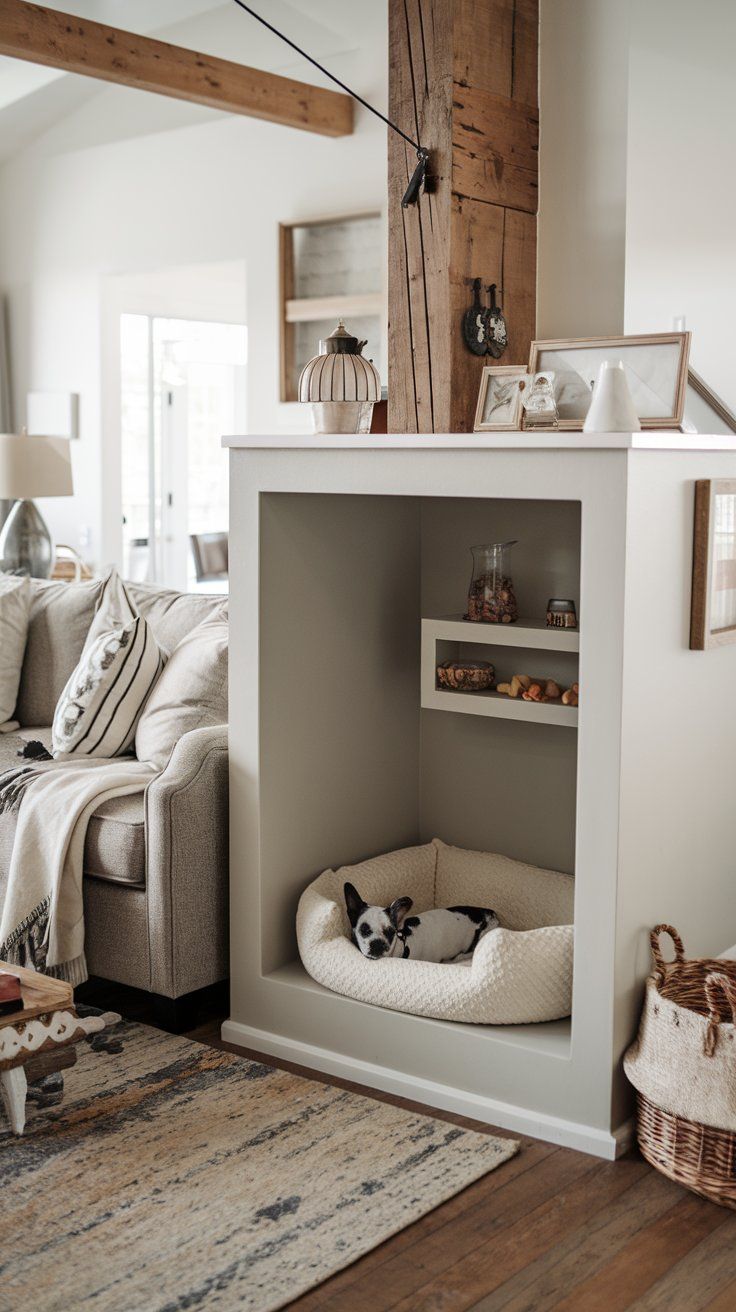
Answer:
625, 0, 736, 410
537, 0, 631, 339
0, 3, 387, 568
3, 0, 733, 559
539, 0, 735, 420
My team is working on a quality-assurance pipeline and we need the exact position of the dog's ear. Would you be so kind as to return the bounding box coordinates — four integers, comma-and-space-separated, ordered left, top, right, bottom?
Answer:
344, 882, 367, 927
387, 896, 413, 929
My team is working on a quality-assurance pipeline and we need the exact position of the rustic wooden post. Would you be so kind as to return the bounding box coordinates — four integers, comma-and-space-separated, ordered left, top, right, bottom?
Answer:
388, 0, 539, 433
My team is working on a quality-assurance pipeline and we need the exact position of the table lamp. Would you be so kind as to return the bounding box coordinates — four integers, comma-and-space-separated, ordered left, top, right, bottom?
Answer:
0, 432, 74, 577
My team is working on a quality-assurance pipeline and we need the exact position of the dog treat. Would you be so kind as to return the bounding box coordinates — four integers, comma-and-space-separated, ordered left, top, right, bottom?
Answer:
436, 659, 495, 691
501, 673, 531, 698
466, 574, 518, 624
496, 673, 579, 706
522, 682, 544, 702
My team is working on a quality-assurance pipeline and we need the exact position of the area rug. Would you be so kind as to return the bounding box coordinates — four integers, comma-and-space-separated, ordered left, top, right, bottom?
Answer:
0, 1015, 519, 1312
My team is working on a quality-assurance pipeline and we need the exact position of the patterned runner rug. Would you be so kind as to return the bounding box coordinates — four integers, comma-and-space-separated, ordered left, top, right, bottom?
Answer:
0, 1015, 519, 1311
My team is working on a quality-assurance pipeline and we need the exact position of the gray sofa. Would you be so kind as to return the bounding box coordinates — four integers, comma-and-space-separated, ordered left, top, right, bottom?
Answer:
0, 577, 228, 1020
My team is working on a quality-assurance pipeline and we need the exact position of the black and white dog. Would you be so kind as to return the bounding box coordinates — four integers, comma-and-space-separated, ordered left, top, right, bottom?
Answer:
344, 882, 499, 963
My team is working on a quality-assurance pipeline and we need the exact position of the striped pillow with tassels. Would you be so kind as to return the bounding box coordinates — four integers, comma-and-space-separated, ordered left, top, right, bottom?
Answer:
52, 615, 165, 759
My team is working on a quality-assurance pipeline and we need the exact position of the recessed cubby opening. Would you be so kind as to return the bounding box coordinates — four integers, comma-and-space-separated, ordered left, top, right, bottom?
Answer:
258, 492, 581, 1038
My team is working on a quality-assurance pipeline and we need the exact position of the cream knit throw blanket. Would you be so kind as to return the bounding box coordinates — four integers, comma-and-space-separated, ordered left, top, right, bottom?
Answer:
0, 758, 156, 984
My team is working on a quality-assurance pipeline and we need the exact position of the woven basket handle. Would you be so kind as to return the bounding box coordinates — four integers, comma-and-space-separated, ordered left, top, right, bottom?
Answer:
704, 971, 736, 1057
650, 924, 686, 980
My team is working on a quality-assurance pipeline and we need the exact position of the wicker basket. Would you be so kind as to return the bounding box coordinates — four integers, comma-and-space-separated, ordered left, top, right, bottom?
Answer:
625, 924, 736, 1209
636, 1092, 736, 1209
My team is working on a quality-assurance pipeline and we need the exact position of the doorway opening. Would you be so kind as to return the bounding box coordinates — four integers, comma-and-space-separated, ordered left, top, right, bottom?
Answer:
120, 314, 246, 593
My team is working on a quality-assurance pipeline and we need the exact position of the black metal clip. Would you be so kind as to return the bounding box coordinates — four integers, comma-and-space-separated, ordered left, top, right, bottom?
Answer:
402, 148, 430, 208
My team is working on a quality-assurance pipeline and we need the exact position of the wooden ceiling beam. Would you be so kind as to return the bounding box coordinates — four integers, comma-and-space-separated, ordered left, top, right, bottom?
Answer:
0, 0, 354, 138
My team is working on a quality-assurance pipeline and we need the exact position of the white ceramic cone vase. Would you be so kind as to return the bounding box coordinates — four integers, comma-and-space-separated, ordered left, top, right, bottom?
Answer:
583, 360, 641, 434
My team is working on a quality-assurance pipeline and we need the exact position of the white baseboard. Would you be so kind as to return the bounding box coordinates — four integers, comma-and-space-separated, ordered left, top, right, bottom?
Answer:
612, 1116, 636, 1158
221, 1018, 621, 1160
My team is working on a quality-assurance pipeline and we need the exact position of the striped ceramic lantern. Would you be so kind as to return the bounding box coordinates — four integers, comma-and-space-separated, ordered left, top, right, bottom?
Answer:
298, 321, 381, 434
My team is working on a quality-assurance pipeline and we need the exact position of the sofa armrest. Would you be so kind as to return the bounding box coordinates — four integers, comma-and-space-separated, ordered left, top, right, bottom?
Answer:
143, 724, 229, 997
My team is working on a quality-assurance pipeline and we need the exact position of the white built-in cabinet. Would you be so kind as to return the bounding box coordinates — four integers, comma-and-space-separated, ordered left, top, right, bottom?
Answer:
223, 433, 736, 1157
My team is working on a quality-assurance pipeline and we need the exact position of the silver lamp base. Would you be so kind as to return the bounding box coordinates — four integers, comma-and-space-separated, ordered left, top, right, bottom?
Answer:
0, 498, 54, 577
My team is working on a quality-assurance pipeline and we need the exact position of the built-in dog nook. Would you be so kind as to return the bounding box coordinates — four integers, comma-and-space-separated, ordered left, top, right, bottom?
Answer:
283, 495, 580, 1025
253, 490, 579, 1045
238, 488, 582, 1091
226, 436, 736, 1157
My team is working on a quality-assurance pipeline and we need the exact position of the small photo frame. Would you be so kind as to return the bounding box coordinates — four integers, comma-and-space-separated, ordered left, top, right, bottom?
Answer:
474, 365, 528, 432
528, 333, 691, 431
691, 479, 736, 649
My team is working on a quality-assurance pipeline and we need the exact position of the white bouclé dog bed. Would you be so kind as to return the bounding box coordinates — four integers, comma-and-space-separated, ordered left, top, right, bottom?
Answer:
296, 839, 574, 1025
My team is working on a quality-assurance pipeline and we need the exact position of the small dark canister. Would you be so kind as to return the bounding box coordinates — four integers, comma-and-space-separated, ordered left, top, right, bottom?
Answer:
546, 598, 577, 630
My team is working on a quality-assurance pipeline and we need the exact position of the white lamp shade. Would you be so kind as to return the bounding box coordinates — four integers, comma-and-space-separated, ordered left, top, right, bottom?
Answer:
0, 432, 74, 499
299, 353, 380, 403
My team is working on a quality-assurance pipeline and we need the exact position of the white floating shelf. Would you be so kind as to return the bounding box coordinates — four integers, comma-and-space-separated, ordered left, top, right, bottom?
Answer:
423, 615, 580, 652
285, 292, 383, 323
423, 685, 579, 727
421, 615, 579, 726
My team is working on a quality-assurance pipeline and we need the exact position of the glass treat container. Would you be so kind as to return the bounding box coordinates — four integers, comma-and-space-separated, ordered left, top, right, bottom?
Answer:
466, 542, 519, 623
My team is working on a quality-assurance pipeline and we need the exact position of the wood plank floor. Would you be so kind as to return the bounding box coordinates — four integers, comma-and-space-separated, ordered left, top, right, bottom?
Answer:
87, 984, 736, 1311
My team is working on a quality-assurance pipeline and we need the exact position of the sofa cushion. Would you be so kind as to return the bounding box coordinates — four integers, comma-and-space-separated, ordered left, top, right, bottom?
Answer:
0, 728, 145, 887
135, 614, 228, 768
85, 793, 146, 886
0, 574, 31, 730
127, 583, 226, 654
16, 576, 105, 727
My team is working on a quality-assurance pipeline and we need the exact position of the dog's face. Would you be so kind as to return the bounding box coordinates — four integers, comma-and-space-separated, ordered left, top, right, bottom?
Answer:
344, 882, 413, 960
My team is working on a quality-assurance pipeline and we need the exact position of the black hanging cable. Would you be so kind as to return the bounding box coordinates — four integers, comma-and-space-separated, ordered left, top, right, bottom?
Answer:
230, 0, 429, 205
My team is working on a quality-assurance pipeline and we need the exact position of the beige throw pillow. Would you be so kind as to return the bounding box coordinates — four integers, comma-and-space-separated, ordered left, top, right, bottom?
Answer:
0, 575, 32, 732
52, 570, 165, 759
135, 614, 228, 768
127, 582, 227, 653
15, 574, 105, 727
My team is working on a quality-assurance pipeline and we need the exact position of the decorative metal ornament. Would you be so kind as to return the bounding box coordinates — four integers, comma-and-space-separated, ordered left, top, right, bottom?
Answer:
486, 284, 508, 360
462, 280, 508, 359
462, 279, 490, 357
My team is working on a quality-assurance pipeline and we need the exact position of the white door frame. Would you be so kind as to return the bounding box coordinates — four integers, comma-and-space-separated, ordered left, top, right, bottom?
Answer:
100, 260, 247, 571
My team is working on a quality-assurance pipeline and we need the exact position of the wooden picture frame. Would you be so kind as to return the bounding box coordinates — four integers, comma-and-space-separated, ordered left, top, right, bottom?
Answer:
528, 333, 691, 431
473, 365, 528, 432
690, 479, 736, 649
684, 369, 736, 436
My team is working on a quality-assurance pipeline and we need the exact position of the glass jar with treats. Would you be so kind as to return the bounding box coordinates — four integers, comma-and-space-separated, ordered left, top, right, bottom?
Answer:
466, 541, 519, 623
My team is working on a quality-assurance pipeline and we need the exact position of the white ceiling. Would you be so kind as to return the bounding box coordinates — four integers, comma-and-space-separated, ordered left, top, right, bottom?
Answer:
0, 0, 384, 160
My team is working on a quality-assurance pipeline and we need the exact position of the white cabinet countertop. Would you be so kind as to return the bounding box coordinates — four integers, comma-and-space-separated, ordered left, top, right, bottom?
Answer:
223, 431, 736, 452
